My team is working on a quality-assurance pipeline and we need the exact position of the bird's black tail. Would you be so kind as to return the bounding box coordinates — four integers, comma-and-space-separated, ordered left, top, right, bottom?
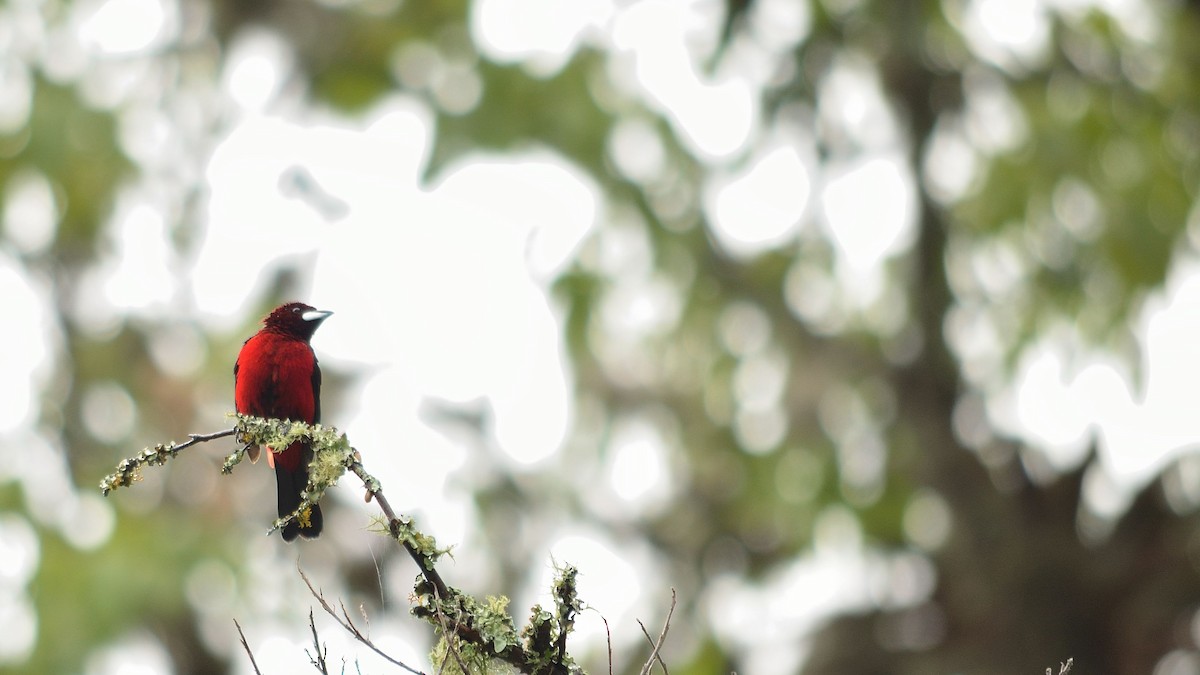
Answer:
275, 462, 323, 542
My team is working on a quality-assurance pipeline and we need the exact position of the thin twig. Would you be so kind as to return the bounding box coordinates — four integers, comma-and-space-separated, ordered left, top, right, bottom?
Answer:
601, 613, 614, 675
307, 609, 330, 675
300, 568, 426, 675
430, 585, 470, 675
234, 619, 264, 675
638, 589, 677, 675
1047, 658, 1073, 675
190, 429, 239, 444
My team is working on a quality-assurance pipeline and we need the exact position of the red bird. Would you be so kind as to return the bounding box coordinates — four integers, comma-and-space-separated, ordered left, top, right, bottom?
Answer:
235, 302, 332, 541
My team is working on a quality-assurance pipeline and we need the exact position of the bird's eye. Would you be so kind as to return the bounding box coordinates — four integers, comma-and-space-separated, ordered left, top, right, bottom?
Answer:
292, 307, 301, 313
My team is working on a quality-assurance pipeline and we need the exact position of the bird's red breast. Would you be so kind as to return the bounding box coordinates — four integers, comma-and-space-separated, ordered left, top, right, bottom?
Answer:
234, 331, 318, 471
234, 301, 332, 542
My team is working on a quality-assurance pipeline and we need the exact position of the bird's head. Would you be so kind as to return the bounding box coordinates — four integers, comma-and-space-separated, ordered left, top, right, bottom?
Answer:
264, 302, 333, 341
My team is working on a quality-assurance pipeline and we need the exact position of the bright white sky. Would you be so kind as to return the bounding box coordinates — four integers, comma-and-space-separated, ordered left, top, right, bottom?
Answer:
0, 0, 1180, 672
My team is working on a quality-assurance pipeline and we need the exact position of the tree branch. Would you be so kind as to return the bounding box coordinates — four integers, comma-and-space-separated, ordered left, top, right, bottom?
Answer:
99, 428, 236, 495
347, 458, 451, 600
104, 414, 584, 675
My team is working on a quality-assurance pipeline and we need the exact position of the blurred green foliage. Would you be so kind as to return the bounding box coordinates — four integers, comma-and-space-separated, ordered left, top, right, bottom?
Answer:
6, 0, 1200, 674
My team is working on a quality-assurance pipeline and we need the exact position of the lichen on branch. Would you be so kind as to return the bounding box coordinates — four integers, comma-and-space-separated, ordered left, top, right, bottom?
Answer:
99, 427, 236, 495
418, 565, 583, 675
224, 413, 356, 536
100, 414, 587, 674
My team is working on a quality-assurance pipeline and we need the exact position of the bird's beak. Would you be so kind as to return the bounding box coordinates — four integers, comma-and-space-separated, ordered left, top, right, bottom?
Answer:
301, 309, 333, 323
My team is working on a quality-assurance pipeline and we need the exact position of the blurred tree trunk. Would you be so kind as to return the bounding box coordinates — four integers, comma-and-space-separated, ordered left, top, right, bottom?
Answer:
805, 4, 1200, 673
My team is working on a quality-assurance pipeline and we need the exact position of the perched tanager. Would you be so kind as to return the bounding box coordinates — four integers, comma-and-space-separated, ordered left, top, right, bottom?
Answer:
235, 302, 332, 541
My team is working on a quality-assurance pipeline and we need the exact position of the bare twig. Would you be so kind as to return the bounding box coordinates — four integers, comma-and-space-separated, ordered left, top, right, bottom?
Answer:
189, 428, 239, 444
1047, 658, 1073, 675
234, 618, 264, 675
307, 609, 330, 675
300, 568, 426, 675
638, 589, 677, 675
601, 613, 614, 675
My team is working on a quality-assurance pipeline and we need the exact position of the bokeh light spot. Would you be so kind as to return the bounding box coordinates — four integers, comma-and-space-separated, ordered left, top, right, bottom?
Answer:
0, 593, 35, 664
3, 169, 58, 254
903, 489, 953, 551
77, 0, 176, 56
59, 493, 116, 551
82, 382, 137, 445
0, 514, 39, 588
0, 254, 50, 433
821, 156, 915, 271
708, 144, 810, 257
